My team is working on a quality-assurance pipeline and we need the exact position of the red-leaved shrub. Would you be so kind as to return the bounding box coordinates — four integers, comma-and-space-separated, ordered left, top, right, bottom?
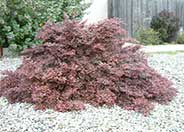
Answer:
0, 18, 177, 115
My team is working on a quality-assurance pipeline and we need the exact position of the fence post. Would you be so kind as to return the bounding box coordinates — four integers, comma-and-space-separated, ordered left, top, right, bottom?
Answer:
108, 0, 112, 18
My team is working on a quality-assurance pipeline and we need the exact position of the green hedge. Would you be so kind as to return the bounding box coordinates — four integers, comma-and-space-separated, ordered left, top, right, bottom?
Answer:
0, 0, 88, 52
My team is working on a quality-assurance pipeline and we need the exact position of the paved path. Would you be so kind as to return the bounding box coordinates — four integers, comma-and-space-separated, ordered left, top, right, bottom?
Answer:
124, 43, 184, 53
142, 44, 184, 53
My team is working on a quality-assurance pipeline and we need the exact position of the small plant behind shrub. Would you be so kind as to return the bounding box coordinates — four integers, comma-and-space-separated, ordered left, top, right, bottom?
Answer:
150, 10, 180, 43
135, 28, 162, 45
0, 18, 177, 115
176, 32, 184, 44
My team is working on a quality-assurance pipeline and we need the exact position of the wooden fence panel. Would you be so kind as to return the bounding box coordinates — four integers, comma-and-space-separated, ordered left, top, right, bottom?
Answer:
108, 0, 184, 36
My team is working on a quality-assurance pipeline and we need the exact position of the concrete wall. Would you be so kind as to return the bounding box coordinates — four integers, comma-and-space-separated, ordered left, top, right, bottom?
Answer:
82, 0, 108, 24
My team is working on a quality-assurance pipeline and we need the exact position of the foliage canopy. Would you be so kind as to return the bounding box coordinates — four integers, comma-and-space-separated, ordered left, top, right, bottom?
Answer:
0, 18, 177, 115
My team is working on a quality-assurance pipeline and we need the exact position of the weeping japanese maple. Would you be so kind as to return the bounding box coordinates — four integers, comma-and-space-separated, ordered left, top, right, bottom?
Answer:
0, 18, 177, 115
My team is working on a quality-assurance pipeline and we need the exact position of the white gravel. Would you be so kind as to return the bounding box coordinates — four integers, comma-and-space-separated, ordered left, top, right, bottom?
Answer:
0, 57, 22, 79
0, 54, 184, 132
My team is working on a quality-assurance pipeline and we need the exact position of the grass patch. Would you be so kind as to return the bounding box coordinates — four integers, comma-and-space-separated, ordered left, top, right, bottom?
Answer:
147, 51, 184, 55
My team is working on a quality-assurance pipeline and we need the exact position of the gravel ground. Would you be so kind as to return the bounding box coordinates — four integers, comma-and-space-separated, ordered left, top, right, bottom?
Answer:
0, 54, 184, 132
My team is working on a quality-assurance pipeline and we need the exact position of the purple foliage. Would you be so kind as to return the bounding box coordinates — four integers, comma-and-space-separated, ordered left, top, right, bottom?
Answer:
0, 18, 177, 115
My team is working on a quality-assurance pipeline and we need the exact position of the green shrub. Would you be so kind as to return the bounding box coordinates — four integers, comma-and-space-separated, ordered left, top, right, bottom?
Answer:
34, 0, 89, 22
135, 28, 162, 45
0, 0, 41, 51
0, 0, 87, 52
150, 10, 180, 43
176, 33, 184, 44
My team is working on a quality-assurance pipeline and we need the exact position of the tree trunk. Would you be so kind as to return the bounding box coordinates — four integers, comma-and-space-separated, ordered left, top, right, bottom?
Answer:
0, 47, 3, 57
